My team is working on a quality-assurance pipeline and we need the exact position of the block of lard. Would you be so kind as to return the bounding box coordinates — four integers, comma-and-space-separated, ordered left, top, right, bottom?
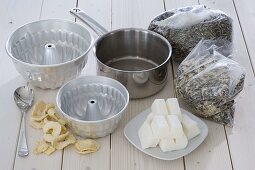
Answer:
167, 115, 185, 138
166, 98, 182, 121
159, 134, 188, 152
138, 120, 159, 149
182, 114, 200, 140
151, 99, 168, 116
159, 115, 188, 152
146, 112, 154, 123
151, 115, 170, 139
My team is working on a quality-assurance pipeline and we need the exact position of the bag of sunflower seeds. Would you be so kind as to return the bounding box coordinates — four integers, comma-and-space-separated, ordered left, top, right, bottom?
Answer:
175, 39, 245, 127
148, 5, 233, 61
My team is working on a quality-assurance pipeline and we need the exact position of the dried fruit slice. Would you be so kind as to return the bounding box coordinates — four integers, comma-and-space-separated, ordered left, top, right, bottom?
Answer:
52, 131, 69, 144
58, 119, 66, 126
32, 101, 46, 116
48, 108, 59, 121
44, 146, 56, 155
33, 141, 49, 154
74, 139, 100, 154
30, 120, 44, 129
44, 104, 55, 113
43, 121, 62, 142
43, 117, 50, 124
31, 114, 48, 122
31, 101, 47, 121
53, 134, 76, 150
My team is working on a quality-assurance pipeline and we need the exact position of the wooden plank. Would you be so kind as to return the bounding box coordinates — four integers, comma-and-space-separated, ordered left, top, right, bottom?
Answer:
164, 1, 233, 170
61, 0, 111, 170
199, 1, 255, 170
13, 0, 76, 169
112, 0, 168, 29
0, 0, 43, 169
233, 0, 255, 73
111, 0, 184, 169
164, 0, 197, 8
40, 0, 76, 21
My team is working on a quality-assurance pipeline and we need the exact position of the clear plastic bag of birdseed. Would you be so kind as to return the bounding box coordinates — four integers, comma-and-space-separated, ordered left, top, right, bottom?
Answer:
148, 5, 233, 61
175, 39, 245, 127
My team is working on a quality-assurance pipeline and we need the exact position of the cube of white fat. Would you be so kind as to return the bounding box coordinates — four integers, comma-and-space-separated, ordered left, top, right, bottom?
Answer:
151, 115, 170, 139
167, 115, 185, 138
182, 114, 200, 140
151, 99, 168, 116
138, 120, 159, 149
146, 112, 154, 123
166, 98, 182, 121
159, 134, 188, 152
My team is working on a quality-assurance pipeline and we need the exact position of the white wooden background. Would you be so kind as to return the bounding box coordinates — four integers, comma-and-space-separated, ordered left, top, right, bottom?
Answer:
0, 0, 255, 170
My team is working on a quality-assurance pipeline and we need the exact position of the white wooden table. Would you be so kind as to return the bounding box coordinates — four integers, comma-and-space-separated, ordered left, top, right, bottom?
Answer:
1, 0, 255, 170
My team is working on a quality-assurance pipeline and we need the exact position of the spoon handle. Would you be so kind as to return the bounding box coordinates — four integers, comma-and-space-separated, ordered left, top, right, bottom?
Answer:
18, 111, 29, 157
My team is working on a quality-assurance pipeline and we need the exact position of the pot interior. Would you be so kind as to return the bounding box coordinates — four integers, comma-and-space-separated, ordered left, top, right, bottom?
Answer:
95, 29, 171, 71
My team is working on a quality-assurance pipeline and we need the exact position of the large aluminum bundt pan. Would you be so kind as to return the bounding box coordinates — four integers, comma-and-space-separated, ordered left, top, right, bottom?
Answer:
6, 19, 93, 89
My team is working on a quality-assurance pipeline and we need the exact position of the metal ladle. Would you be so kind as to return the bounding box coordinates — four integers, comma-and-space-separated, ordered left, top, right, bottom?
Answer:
14, 86, 34, 157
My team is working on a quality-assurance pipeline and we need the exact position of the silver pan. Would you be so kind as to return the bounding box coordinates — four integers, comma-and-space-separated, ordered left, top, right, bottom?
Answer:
70, 8, 172, 99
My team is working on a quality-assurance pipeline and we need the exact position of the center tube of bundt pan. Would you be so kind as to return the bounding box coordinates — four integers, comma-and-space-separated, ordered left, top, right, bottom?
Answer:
44, 43, 60, 65
83, 99, 103, 121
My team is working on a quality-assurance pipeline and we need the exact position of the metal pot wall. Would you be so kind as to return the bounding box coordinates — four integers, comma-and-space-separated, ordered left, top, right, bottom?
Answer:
70, 8, 172, 99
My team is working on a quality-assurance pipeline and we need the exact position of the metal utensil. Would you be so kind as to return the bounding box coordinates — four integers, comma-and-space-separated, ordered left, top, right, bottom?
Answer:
14, 86, 34, 157
70, 8, 172, 99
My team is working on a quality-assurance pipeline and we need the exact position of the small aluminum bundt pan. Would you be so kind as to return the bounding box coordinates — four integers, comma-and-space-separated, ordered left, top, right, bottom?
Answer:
56, 76, 129, 138
6, 19, 93, 89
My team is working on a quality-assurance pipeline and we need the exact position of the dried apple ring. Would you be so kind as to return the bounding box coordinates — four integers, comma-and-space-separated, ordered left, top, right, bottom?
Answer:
43, 121, 62, 142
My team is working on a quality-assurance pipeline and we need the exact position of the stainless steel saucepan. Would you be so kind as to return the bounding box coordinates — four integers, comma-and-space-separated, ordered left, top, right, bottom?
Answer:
70, 8, 172, 99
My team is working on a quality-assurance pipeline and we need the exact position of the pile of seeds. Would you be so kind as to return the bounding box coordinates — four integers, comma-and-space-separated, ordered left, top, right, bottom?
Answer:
175, 40, 245, 127
148, 5, 233, 61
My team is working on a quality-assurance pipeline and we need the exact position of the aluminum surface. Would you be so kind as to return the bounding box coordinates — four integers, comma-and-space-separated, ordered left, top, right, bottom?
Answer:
70, 8, 172, 98
56, 76, 129, 138
6, 19, 93, 89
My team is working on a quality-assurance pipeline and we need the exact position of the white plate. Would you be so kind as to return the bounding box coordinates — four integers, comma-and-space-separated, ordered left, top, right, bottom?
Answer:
124, 108, 208, 160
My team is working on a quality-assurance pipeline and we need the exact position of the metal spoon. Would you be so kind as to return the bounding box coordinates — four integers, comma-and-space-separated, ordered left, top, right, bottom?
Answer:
14, 86, 34, 157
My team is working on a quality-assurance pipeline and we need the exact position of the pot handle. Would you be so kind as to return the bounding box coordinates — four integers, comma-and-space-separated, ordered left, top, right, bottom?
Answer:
70, 8, 108, 36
